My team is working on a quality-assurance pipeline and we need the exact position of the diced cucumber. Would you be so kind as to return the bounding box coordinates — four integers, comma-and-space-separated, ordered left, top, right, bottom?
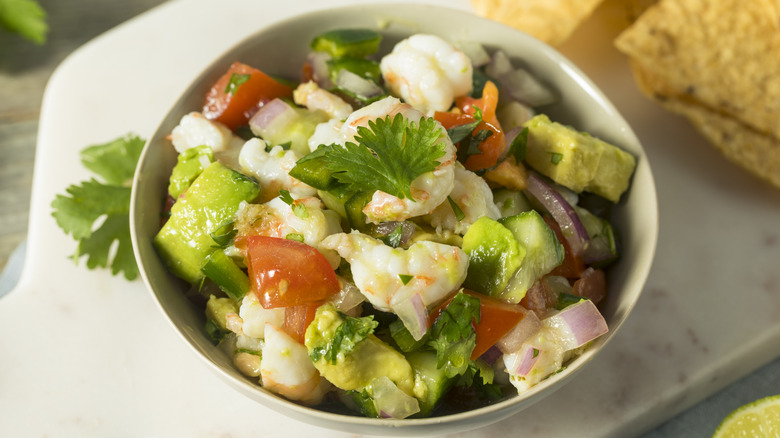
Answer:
154, 162, 261, 284
462, 216, 525, 297
201, 250, 250, 302
406, 350, 454, 417
498, 210, 563, 303
311, 29, 382, 58
327, 57, 381, 82
493, 188, 533, 218
575, 205, 618, 267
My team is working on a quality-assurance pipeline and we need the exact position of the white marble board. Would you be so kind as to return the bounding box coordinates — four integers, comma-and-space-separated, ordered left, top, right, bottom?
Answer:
2, 0, 780, 436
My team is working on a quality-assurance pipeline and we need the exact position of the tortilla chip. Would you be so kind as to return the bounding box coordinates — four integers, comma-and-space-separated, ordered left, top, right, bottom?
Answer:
614, 0, 780, 140
630, 62, 780, 189
470, 0, 604, 46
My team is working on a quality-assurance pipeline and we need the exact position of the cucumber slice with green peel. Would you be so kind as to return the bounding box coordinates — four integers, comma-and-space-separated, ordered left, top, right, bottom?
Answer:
462, 216, 525, 297
498, 210, 563, 303
493, 188, 533, 218
201, 250, 250, 302
310, 29, 382, 58
406, 350, 455, 417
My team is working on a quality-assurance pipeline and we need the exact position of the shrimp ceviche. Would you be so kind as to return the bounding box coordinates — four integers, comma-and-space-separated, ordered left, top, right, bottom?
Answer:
153, 29, 637, 418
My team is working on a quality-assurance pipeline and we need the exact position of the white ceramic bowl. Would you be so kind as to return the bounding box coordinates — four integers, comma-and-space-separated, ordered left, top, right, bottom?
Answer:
130, 3, 658, 435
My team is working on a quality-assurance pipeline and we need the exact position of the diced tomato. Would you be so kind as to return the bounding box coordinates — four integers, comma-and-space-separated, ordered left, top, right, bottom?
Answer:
454, 81, 507, 171
572, 267, 607, 305
433, 110, 475, 130
427, 290, 527, 360
543, 215, 586, 279
202, 62, 293, 131
245, 236, 339, 309
282, 302, 322, 344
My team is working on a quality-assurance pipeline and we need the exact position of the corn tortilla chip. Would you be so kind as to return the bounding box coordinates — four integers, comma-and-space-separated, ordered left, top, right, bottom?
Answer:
470, 0, 604, 46
614, 0, 780, 140
630, 62, 780, 189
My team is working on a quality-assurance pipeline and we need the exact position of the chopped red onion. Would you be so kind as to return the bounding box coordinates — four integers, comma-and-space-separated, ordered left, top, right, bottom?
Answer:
370, 376, 420, 419
497, 308, 541, 354
546, 299, 608, 351
486, 50, 557, 107
374, 221, 416, 247
503, 344, 540, 376
525, 172, 589, 256
391, 291, 429, 341
307, 51, 333, 89
480, 345, 503, 365
248, 98, 298, 139
334, 69, 383, 100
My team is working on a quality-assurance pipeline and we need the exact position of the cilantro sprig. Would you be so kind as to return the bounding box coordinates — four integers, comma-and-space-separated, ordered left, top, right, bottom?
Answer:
0, 0, 48, 44
310, 311, 379, 364
51, 134, 144, 280
322, 114, 446, 200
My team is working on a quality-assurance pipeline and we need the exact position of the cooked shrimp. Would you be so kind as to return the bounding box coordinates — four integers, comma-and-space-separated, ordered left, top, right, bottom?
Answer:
426, 164, 501, 234
237, 293, 285, 338
261, 323, 330, 404
293, 81, 353, 120
239, 137, 317, 203
380, 34, 473, 114
233, 196, 342, 268
170, 112, 243, 153
320, 231, 467, 312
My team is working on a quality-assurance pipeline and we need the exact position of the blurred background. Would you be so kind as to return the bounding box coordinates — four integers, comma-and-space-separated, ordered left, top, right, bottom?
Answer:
0, 0, 168, 271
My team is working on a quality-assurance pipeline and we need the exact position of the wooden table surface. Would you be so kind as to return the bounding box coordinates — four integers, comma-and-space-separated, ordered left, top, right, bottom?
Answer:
0, 0, 169, 271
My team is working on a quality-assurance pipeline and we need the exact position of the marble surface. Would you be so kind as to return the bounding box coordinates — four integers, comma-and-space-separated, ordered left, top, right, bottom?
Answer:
1, 0, 779, 436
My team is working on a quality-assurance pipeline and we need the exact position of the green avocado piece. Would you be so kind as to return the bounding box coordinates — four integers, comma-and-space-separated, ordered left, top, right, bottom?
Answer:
305, 304, 415, 396
167, 145, 214, 199
406, 350, 454, 417
205, 294, 238, 332
154, 162, 260, 284
462, 216, 525, 297
498, 210, 563, 303
523, 114, 636, 202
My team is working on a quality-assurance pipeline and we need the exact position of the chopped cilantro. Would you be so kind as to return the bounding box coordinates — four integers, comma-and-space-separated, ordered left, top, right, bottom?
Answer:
550, 152, 563, 165
224, 73, 251, 95
446, 106, 483, 144
427, 291, 481, 378
507, 127, 528, 162
379, 223, 404, 248
447, 196, 466, 221
310, 312, 379, 364
209, 221, 237, 248
0, 0, 47, 44
51, 134, 145, 280
532, 348, 540, 358
285, 233, 304, 242
398, 274, 414, 285
278, 189, 309, 218
457, 128, 492, 163
322, 114, 446, 200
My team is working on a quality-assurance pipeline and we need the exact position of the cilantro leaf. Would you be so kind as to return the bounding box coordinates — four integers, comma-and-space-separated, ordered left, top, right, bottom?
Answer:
507, 127, 528, 163
51, 134, 144, 280
324, 114, 446, 200
224, 73, 250, 95
427, 291, 481, 378
446, 106, 483, 144
0, 0, 47, 44
310, 311, 379, 364
80, 134, 145, 185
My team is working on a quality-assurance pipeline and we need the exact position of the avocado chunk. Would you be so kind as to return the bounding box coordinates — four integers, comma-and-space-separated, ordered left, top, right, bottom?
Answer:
523, 114, 636, 202
498, 210, 563, 303
406, 350, 454, 417
154, 162, 260, 284
167, 145, 214, 198
462, 216, 525, 297
205, 294, 238, 331
305, 304, 415, 396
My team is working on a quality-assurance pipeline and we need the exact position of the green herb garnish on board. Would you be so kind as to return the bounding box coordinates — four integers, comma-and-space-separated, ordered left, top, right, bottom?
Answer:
321, 114, 446, 200
51, 134, 145, 280
0, 0, 48, 44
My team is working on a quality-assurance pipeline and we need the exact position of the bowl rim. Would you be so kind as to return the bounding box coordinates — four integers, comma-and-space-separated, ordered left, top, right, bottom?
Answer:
130, 2, 659, 434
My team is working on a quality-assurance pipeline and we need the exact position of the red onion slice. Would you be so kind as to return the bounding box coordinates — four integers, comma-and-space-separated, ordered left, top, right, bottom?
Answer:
486, 50, 557, 107
546, 299, 608, 351
248, 98, 298, 139
334, 69, 383, 100
503, 344, 540, 376
370, 376, 420, 419
391, 291, 429, 341
496, 307, 541, 354
525, 172, 589, 256
307, 51, 333, 89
